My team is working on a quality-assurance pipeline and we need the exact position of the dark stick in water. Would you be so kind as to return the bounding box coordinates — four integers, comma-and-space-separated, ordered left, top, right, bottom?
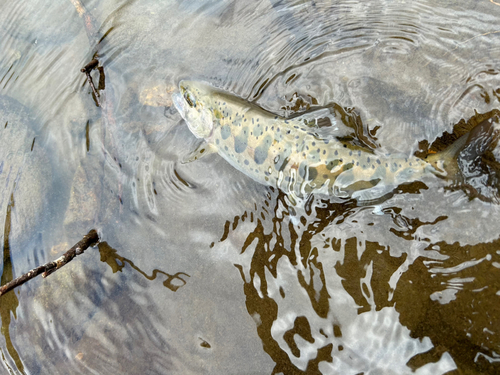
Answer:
0, 230, 99, 297
71, 0, 124, 207
81, 59, 100, 106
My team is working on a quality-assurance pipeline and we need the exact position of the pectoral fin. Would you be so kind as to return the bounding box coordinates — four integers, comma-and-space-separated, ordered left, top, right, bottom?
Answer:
180, 142, 217, 164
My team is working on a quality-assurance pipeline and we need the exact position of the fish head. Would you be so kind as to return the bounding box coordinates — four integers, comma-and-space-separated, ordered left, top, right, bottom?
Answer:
172, 80, 215, 139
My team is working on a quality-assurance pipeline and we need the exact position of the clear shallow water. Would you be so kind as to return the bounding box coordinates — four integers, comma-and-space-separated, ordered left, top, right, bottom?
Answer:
0, 0, 499, 373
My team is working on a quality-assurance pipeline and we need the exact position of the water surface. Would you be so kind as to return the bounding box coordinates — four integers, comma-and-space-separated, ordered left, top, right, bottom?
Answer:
0, 0, 499, 373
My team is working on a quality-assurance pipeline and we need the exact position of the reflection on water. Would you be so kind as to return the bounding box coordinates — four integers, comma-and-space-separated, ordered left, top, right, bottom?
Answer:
220, 184, 500, 373
98, 242, 190, 292
0, 0, 499, 373
1, 192, 23, 374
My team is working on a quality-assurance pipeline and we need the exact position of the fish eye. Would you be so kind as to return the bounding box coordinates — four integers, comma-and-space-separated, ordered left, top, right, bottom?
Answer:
184, 91, 196, 108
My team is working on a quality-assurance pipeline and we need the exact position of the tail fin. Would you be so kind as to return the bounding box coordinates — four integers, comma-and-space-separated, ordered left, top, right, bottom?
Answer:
425, 114, 500, 201
425, 132, 469, 177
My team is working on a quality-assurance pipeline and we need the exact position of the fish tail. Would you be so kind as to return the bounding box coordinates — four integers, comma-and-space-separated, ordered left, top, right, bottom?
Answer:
426, 114, 500, 182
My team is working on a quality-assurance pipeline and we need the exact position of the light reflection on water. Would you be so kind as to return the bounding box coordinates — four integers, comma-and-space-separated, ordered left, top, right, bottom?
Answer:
0, 0, 499, 373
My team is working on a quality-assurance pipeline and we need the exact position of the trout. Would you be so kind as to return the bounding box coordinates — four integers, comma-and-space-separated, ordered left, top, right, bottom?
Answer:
172, 80, 493, 202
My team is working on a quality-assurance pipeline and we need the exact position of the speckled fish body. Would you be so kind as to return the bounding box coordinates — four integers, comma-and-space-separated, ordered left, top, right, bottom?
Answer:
172, 81, 437, 201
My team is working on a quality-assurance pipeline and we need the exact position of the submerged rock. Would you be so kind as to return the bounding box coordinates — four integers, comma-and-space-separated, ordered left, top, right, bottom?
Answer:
139, 83, 176, 107
0, 95, 52, 244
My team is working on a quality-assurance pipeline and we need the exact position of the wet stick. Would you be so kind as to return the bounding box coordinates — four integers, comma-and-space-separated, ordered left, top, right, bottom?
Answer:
81, 59, 100, 106
0, 230, 99, 297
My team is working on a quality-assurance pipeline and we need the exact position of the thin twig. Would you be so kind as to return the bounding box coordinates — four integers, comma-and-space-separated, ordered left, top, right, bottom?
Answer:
71, 0, 124, 206
0, 230, 99, 297
81, 59, 100, 106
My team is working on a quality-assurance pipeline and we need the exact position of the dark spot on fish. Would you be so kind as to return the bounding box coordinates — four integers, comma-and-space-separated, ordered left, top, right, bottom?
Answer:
224, 146, 228, 151
312, 142, 316, 146
385, 163, 389, 167
221, 125, 231, 140
317, 148, 320, 153
344, 144, 347, 148
216, 139, 220, 145
349, 151, 352, 156
275, 116, 278, 119
235, 127, 249, 153
299, 161, 308, 178
287, 130, 291, 134
356, 162, 359, 166
372, 165, 375, 169
323, 174, 328, 179
367, 157, 370, 163
309, 167, 318, 180
306, 146, 309, 150
358, 151, 361, 156
334, 150, 338, 156
284, 120, 288, 124
377, 159, 381, 165
252, 119, 254, 124
343, 163, 354, 171
254, 135, 272, 164
244, 160, 249, 165
326, 160, 340, 170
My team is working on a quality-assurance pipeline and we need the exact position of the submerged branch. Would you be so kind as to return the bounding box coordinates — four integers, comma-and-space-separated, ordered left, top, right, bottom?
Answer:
72, 0, 124, 206
0, 230, 99, 297
81, 59, 101, 106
